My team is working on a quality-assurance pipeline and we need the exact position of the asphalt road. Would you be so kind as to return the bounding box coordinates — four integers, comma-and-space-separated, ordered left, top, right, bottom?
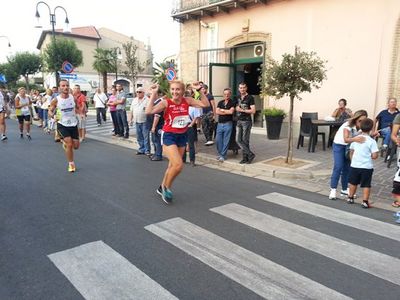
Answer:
1, 121, 399, 300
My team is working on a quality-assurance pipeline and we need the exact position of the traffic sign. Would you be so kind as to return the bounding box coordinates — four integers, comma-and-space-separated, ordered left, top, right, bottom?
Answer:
62, 61, 74, 74
166, 68, 176, 81
60, 73, 77, 79
0, 74, 6, 83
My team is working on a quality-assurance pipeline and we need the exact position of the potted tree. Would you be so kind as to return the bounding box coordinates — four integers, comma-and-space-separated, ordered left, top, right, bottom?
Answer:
262, 107, 286, 140
259, 47, 327, 164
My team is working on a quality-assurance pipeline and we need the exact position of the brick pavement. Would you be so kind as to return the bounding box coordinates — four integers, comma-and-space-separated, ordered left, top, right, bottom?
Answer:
84, 111, 397, 212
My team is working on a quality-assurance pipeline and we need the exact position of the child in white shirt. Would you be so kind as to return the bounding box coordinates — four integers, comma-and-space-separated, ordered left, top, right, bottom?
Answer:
348, 118, 379, 208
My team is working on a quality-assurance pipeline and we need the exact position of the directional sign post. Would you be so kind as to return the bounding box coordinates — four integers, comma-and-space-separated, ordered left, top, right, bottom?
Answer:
166, 68, 176, 81
59, 73, 77, 80
62, 61, 74, 74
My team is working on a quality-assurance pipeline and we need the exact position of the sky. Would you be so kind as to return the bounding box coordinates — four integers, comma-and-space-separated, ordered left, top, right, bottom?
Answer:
0, 0, 180, 63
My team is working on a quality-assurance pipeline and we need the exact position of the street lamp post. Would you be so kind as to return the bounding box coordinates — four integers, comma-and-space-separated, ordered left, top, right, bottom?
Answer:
0, 36, 12, 48
114, 47, 122, 82
35, 1, 70, 86
35, 1, 70, 41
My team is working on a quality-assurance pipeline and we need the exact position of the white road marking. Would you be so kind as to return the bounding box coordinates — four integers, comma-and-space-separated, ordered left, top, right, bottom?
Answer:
257, 192, 400, 242
145, 217, 351, 300
211, 203, 400, 286
48, 240, 178, 300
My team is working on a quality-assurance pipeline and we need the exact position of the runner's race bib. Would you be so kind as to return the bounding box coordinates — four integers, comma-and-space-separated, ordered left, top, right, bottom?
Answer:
171, 115, 190, 128
21, 106, 30, 115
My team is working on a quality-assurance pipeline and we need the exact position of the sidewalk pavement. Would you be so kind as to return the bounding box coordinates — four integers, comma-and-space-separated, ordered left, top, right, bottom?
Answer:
84, 110, 397, 212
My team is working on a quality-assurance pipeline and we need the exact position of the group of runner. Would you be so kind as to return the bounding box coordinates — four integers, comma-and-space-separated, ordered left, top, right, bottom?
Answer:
1, 79, 208, 204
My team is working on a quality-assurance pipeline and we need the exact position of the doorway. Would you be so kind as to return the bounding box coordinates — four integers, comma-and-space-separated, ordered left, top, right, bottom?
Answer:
235, 62, 262, 126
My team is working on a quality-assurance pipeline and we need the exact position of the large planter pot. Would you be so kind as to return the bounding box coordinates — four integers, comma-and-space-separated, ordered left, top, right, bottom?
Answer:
265, 115, 284, 140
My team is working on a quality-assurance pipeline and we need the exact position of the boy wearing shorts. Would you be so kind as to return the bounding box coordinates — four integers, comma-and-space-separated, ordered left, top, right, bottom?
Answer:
347, 118, 379, 208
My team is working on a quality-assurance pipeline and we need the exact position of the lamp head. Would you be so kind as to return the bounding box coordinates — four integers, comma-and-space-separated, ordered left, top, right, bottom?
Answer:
34, 10, 42, 28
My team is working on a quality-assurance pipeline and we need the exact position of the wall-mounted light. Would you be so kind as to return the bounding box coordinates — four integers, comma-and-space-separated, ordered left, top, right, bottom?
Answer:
200, 20, 209, 28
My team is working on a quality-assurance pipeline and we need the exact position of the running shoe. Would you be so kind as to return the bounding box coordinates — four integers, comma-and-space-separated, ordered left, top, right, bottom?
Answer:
156, 185, 162, 196
1, 135, 7, 141
68, 163, 76, 173
347, 197, 354, 204
26, 134, 31, 140
160, 185, 173, 204
20, 133, 23, 139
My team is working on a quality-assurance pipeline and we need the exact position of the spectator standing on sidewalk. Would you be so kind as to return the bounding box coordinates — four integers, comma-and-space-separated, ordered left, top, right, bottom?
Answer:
74, 85, 87, 142
129, 87, 150, 155
236, 82, 256, 164
41, 88, 52, 132
107, 86, 119, 136
216, 88, 235, 162
148, 93, 164, 161
115, 84, 129, 139
51, 86, 59, 99
183, 104, 202, 166
201, 84, 216, 146
94, 88, 108, 126
329, 110, 368, 200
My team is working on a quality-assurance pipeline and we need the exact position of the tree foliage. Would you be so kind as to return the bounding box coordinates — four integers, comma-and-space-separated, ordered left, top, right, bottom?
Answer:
9, 52, 42, 89
151, 61, 175, 98
122, 41, 150, 90
0, 61, 20, 87
42, 38, 83, 84
92, 48, 116, 92
259, 47, 327, 164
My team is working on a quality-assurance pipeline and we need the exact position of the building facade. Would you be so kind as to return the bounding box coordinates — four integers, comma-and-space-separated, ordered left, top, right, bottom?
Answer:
37, 26, 153, 92
172, 0, 400, 127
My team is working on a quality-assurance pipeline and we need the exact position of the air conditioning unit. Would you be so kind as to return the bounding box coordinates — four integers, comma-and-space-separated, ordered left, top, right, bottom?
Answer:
254, 44, 264, 57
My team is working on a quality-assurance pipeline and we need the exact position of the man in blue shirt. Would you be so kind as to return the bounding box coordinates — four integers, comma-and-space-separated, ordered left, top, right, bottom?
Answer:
373, 97, 399, 150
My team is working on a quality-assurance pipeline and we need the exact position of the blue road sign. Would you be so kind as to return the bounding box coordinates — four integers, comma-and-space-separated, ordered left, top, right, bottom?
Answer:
62, 61, 74, 74
60, 73, 77, 79
166, 68, 176, 81
0, 74, 6, 83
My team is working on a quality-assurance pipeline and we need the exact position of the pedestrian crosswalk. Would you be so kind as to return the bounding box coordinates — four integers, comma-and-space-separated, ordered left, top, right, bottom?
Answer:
47, 192, 400, 299
85, 117, 115, 136
49, 241, 177, 300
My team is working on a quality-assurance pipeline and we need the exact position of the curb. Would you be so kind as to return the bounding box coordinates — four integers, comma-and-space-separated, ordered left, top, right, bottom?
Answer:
85, 133, 396, 212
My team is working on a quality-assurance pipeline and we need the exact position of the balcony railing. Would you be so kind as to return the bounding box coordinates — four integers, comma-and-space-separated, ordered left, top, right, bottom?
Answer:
172, 0, 223, 14
171, 0, 268, 22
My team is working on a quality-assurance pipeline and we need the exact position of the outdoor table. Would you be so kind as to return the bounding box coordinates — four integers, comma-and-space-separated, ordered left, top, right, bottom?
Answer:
309, 120, 344, 152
